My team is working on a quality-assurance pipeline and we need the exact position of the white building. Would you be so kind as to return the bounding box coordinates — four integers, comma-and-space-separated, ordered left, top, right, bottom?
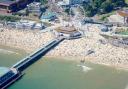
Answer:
53, 26, 82, 39
58, 0, 90, 6
63, 0, 83, 5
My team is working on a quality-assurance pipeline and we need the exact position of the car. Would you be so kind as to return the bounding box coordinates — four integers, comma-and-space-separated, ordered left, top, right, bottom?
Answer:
81, 18, 94, 25
99, 25, 109, 32
7, 22, 17, 28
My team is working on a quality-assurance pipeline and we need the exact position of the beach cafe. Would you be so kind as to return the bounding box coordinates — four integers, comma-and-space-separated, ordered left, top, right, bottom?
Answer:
53, 26, 82, 39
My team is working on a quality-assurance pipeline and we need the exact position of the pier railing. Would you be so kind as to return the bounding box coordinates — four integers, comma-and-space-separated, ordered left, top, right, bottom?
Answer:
12, 37, 64, 71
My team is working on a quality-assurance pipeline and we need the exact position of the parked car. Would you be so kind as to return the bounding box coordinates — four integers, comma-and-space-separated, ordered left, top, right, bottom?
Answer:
81, 18, 94, 25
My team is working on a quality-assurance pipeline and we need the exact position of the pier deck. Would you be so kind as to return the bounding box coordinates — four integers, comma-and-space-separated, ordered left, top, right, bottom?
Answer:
0, 37, 64, 89
12, 37, 64, 71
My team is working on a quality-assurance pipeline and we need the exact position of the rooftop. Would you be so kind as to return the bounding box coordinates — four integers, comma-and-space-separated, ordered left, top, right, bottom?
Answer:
117, 10, 128, 17
0, 67, 10, 77
41, 11, 56, 19
55, 26, 78, 34
0, 0, 16, 6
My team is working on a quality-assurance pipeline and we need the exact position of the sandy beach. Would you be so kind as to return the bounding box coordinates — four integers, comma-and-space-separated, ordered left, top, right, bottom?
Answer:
47, 24, 128, 69
0, 28, 55, 52
0, 25, 128, 69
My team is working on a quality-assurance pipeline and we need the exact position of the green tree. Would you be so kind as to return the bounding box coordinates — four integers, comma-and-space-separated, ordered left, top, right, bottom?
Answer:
40, 0, 48, 5
64, 8, 70, 15
100, 1, 113, 13
125, 0, 128, 4
93, 0, 105, 8
111, 0, 126, 7
83, 0, 126, 17
84, 5, 96, 17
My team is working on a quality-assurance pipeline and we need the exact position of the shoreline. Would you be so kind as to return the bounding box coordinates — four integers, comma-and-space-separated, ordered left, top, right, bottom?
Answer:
0, 26, 128, 70
0, 44, 128, 71
45, 56, 128, 71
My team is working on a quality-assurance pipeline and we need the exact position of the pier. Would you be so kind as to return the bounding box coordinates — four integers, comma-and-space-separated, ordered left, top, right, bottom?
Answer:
12, 37, 64, 71
0, 37, 64, 89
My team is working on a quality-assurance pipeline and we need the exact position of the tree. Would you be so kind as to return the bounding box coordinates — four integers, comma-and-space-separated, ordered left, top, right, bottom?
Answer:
84, 5, 96, 17
40, 0, 48, 5
100, 1, 113, 13
64, 8, 70, 15
26, 8, 29, 16
112, 0, 126, 7
125, 0, 128, 4
82, 0, 127, 17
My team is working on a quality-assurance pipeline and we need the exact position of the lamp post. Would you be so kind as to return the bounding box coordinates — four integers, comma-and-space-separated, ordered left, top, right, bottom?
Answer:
126, 17, 128, 24
124, 16, 125, 25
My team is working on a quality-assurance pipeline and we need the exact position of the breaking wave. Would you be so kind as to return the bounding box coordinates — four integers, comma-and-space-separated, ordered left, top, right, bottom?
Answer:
0, 49, 19, 54
125, 85, 128, 89
77, 64, 92, 72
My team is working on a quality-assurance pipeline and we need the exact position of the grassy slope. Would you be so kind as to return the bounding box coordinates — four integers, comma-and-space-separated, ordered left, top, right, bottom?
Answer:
125, 0, 128, 4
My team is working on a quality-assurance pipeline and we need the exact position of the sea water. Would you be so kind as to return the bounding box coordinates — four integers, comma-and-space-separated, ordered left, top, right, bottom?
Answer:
0, 47, 128, 89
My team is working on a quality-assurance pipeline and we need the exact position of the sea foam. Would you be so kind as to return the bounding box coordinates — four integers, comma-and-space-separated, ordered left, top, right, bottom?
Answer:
77, 64, 92, 72
0, 49, 19, 54
125, 85, 128, 89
